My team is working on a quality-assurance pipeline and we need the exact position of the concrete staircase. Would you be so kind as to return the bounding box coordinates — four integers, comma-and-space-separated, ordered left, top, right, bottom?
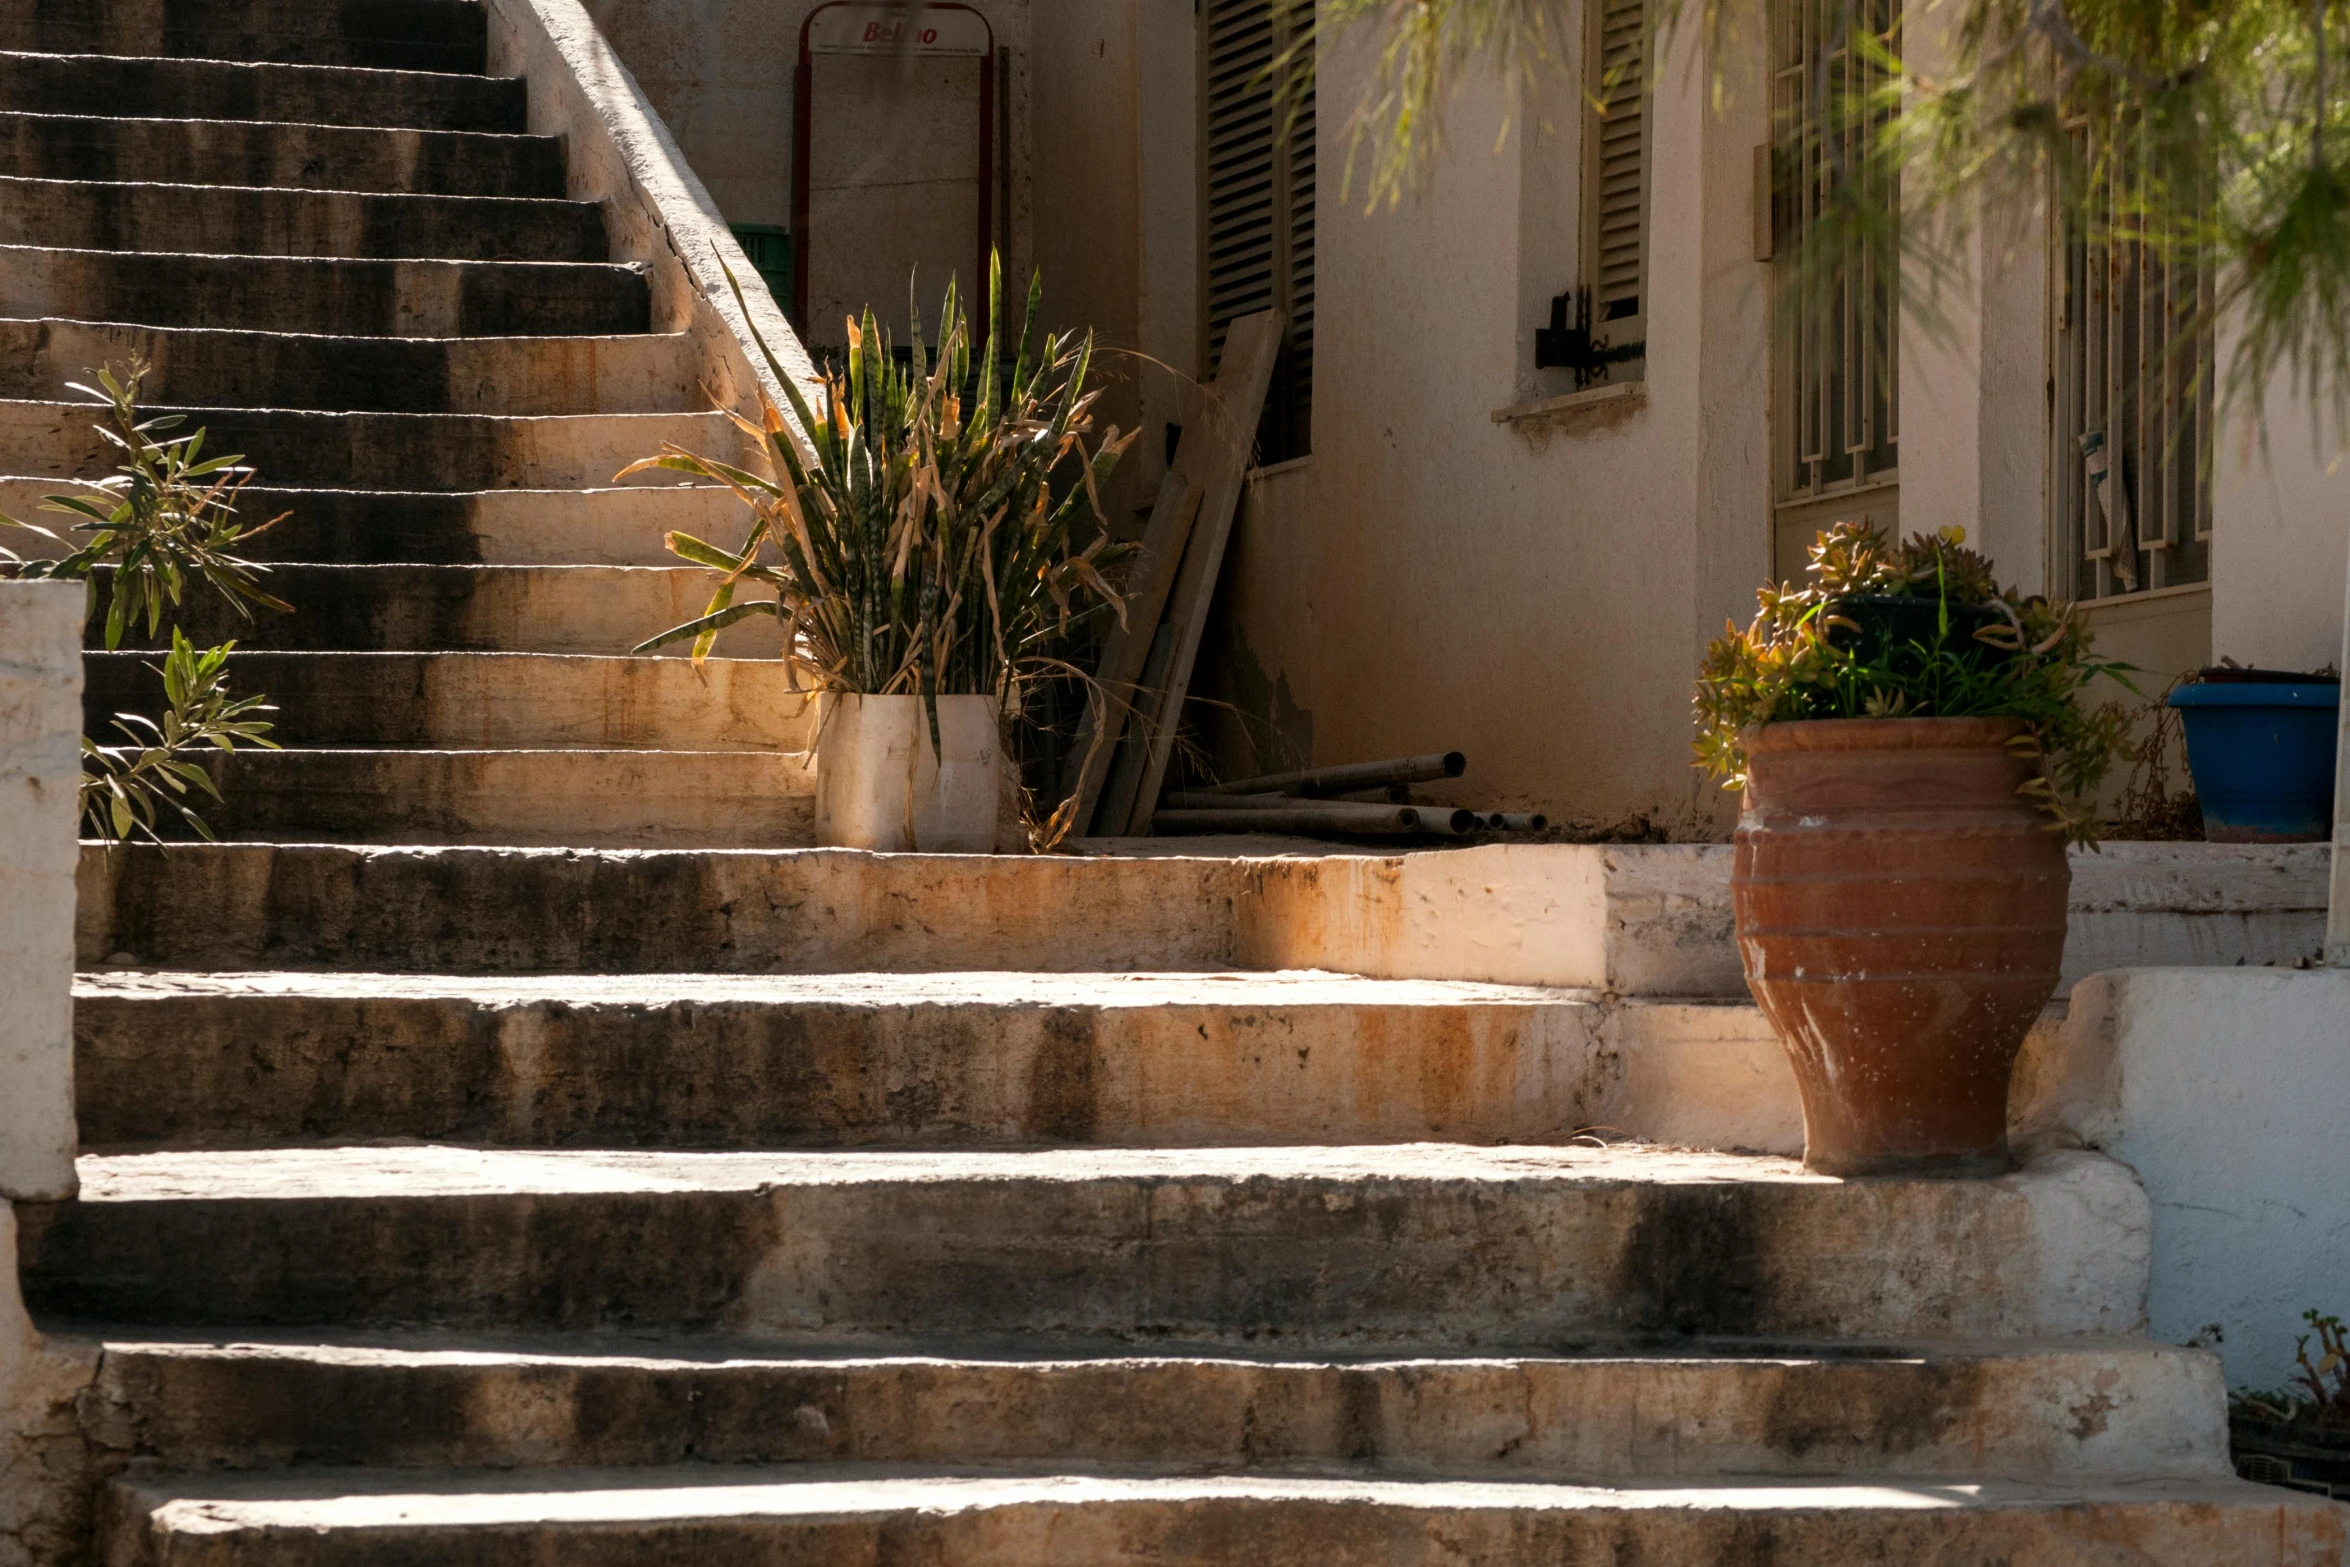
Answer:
10, 2, 2348, 1564
0, 0, 809, 853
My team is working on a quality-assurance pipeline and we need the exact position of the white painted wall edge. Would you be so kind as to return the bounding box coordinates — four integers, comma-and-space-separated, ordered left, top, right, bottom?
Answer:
0, 580, 82, 1202
2017, 967, 2350, 1389
485, 0, 827, 430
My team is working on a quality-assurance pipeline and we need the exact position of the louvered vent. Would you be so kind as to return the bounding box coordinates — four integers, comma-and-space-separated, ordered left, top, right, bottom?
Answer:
1202, 0, 1313, 462
1585, 0, 1649, 358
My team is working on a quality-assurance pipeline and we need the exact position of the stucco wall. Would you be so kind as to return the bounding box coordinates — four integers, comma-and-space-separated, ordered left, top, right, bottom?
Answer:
2211, 350, 2350, 673
1195, 16, 1772, 828
0, 580, 100, 1566
578, 0, 1174, 519
2029, 968, 2350, 1393
0, 581, 82, 1202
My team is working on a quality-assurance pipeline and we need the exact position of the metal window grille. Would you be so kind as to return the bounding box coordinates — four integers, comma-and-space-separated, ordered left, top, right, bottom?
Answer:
1770, 0, 1899, 507
2048, 119, 2214, 600
1201, 0, 1313, 462
1584, 0, 1650, 369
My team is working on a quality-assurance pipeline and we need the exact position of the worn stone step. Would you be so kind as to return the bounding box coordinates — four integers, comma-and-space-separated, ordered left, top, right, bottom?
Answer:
16, 1146, 2149, 1341
82, 652, 811, 750
0, 0, 489, 75
0, 177, 608, 263
0, 246, 649, 336
1, 480, 733, 565
65, 972, 1807, 1156
87, 565, 771, 656
69, 971, 1601, 1151
0, 52, 525, 134
152, 748, 811, 849
0, 321, 697, 414
93, 1469, 2349, 1567
9, 403, 733, 493
0, 111, 564, 197
76, 1333, 2226, 1481
73, 844, 1243, 975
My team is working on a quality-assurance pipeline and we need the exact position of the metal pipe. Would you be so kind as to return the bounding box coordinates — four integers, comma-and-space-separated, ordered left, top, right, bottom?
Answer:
1152, 802, 1475, 837
1486, 813, 1549, 831
1194, 752, 1466, 798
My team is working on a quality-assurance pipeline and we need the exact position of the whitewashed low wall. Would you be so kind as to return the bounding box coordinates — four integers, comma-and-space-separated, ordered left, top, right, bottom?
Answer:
2015, 967, 2350, 1392
0, 580, 82, 1202
1234, 841, 2328, 996
0, 580, 102, 1565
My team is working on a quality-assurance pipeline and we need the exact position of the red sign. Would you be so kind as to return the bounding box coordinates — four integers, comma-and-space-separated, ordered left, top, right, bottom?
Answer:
807, 4, 991, 57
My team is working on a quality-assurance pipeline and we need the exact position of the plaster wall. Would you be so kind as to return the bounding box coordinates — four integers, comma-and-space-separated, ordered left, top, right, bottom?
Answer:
0, 581, 100, 1566
2019, 968, 2350, 1392
2211, 350, 2350, 673
0, 581, 82, 1202
1199, 17, 1773, 827
579, 0, 1172, 517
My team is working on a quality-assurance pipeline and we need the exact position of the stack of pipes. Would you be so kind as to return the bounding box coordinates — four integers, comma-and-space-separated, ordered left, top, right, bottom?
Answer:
1151, 753, 1548, 838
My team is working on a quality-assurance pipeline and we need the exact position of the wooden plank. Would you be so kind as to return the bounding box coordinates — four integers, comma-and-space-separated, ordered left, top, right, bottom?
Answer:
1061, 468, 1202, 832
1117, 309, 1285, 835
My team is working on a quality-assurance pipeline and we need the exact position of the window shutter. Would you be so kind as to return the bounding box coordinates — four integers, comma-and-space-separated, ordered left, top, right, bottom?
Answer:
1584, 0, 1649, 364
1201, 0, 1313, 461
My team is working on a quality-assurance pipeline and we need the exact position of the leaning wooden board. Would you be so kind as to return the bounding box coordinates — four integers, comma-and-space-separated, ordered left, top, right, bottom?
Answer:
1067, 309, 1284, 837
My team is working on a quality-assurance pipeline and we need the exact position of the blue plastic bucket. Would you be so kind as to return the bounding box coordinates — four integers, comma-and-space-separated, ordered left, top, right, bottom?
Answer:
2168, 678, 2340, 842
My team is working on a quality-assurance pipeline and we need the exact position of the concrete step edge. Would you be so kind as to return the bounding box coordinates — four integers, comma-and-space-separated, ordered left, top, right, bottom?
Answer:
9, 398, 717, 427
0, 172, 600, 211
0, 107, 551, 146
68, 968, 1587, 1004
0, 318, 692, 351
72, 1334, 2232, 1482
0, 241, 642, 275
0, 47, 506, 88
101, 1466, 2337, 1522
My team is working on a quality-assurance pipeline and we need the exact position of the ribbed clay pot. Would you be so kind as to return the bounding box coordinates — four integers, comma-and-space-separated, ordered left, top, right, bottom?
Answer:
1733, 716, 2069, 1177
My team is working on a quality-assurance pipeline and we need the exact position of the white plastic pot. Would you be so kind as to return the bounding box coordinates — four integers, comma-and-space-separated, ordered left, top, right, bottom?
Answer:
813, 692, 1003, 852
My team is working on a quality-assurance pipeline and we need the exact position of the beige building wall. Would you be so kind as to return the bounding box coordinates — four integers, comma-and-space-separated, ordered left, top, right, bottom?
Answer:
1192, 15, 1774, 830
2211, 350, 2350, 675
583, 0, 1173, 519
578, 0, 1034, 316
580, 0, 2348, 826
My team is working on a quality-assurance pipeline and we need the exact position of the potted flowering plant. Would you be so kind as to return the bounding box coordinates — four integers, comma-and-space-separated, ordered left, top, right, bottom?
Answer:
1695, 522, 2132, 1175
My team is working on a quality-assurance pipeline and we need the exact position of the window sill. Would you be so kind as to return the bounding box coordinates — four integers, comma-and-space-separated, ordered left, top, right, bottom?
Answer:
1492, 381, 1646, 429
2076, 580, 2211, 611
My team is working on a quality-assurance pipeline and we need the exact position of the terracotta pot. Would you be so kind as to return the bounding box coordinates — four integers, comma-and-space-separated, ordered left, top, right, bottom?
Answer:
1733, 716, 2069, 1177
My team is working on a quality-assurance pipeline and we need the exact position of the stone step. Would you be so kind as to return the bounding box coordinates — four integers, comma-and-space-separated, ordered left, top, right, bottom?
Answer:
0, 321, 698, 413
0, 111, 564, 197
74, 844, 1242, 975
88, 565, 772, 656
15, 1146, 2149, 1341
65, 972, 1807, 1157
0, 0, 490, 75
0, 247, 649, 336
68, 971, 1599, 1151
0, 52, 525, 135
0, 177, 607, 263
94, 1469, 2348, 1567
77, 1333, 2225, 1481
82, 651, 811, 750
9, 402, 732, 493
156, 747, 814, 848
1, 480, 734, 565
